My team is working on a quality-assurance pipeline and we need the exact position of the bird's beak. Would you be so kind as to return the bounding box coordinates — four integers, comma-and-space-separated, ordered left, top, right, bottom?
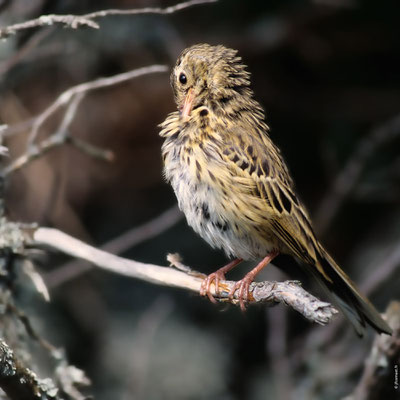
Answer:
181, 88, 194, 118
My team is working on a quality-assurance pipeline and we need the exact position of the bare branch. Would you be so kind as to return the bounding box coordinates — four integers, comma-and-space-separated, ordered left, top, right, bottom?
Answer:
82, 0, 218, 19
345, 301, 400, 400
46, 205, 183, 288
1, 92, 110, 176
0, 0, 218, 39
0, 28, 53, 76
6, 303, 56, 353
1, 64, 167, 177
0, 15, 98, 38
315, 113, 400, 234
360, 243, 400, 295
25, 64, 168, 148
30, 227, 338, 325
68, 136, 114, 162
0, 338, 60, 400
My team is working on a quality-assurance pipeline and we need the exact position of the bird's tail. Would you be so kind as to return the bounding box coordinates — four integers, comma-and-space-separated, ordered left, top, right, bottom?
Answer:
307, 246, 392, 336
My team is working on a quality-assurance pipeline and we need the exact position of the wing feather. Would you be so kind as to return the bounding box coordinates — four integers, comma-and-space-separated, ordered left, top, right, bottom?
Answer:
220, 125, 320, 260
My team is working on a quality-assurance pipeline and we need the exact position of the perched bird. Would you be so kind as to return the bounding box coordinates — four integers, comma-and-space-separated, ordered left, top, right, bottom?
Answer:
159, 43, 391, 336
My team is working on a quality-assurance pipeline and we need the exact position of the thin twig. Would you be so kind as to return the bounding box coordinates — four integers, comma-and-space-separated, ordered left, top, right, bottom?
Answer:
303, 242, 399, 361
68, 136, 114, 162
0, 28, 53, 76
0, 15, 98, 38
0, 0, 218, 39
315, 113, 400, 234
266, 270, 292, 400
2, 64, 168, 142
25, 64, 168, 148
30, 226, 338, 325
1, 64, 167, 177
1, 93, 109, 177
360, 243, 400, 295
346, 301, 400, 400
82, 0, 217, 19
45, 205, 183, 288
7, 303, 57, 353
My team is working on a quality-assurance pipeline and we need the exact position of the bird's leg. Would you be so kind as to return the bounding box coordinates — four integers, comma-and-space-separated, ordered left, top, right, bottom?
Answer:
229, 250, 279, 311
200, 258, 243, 303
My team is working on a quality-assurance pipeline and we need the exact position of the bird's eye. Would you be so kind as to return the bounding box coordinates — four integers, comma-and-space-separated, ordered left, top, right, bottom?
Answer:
179, 72, 187, 85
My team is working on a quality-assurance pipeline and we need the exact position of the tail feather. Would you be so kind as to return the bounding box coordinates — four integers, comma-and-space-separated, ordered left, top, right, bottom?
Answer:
309, 247, 392, 336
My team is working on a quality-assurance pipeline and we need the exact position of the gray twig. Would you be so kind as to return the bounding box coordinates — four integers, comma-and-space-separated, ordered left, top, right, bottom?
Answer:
0, 0, 217, 39
1, 64, 168, 177
46, 205, 183, 288
0, 28, 53, 76
25, 64, 168, 148
30, 226, 338, 326
344, 301, 400, 400
315, 113, 400, 234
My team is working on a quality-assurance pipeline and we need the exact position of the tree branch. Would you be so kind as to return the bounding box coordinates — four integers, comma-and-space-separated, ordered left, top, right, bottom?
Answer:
345, 301, 400, 400
45, 205, 183, 288
25, 64, 168, 149
0, 0, 218, 39
315, 113, 400, 234
0, 338, 60, 400
29, 227, 338, 326
1, 64, 168, 177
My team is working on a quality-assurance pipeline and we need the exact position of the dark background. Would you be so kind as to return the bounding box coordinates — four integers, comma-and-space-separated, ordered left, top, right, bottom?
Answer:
1, 0, 399, 399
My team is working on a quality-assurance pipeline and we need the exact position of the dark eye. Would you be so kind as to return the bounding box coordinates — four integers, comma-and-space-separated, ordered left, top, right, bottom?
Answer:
179, 72, 187, 85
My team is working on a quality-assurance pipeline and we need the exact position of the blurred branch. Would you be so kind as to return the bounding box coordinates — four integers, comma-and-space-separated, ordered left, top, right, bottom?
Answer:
266, 270, 292, 400
360, 243, 400, 295
0, 338, 60, 400
345, 301, 400, 400
24, 64, 167, 148
0, 27, 53, 76
46, 205, 183, 288
1, 64, 168, 177
0, 218, 90, 400
0, 14, 98, 38
1, 92, 110, 176
0, 0, 218, 39
315, 113, 400, 234
3, 64, 168, 142
304, 241, 399, 354
28, 64, 167, 148
81, 0, 217, 19
30, 227, 338, 325
7, 303, 56, 353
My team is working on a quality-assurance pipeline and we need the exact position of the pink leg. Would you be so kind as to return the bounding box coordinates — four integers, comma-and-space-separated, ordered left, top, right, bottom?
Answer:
229, 250, 279, 311
200, 258, 243, 303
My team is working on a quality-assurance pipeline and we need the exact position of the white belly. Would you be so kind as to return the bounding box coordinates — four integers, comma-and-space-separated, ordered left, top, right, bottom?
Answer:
163, 142, 274, 260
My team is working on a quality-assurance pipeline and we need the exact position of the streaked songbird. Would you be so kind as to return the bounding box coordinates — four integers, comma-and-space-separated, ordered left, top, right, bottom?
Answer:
159, 43, 391, 336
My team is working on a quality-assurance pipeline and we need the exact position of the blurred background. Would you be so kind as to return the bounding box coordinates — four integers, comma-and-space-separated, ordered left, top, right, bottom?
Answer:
1, 0, 399, 399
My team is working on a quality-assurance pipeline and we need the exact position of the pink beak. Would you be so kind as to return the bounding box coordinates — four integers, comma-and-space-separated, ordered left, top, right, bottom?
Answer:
181, 88, 194, 118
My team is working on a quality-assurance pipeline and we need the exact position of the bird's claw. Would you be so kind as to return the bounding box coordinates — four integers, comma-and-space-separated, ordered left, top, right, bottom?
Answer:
228, 278, 252, 311
200, 271, 226, 303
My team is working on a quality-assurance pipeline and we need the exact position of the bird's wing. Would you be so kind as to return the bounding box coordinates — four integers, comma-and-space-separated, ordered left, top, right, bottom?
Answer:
219, 127, 392, 335
220, 125, 324, 270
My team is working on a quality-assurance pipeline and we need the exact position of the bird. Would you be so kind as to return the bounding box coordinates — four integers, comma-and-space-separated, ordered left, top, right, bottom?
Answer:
159, 43, 392, 336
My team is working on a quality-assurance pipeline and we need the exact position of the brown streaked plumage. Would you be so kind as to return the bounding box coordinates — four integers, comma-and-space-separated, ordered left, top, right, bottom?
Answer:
159, 43, 391, 336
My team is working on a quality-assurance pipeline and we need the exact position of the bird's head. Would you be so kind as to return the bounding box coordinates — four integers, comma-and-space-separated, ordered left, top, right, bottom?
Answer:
170, 43, 252, 118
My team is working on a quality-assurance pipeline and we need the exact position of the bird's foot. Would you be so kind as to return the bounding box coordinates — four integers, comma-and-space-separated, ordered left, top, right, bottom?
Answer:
199, 258, 243, 303
228, 277, 253, 311
200, 270, 226, 303
228, 250, 280, 311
